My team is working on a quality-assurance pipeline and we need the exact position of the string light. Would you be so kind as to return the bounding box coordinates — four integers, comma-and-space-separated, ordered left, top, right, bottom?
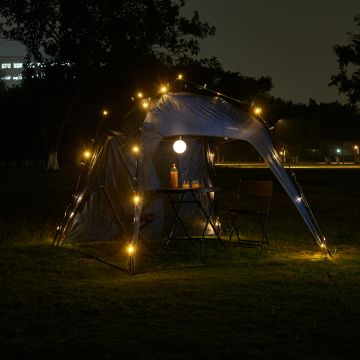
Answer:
132, 145, 140, 154
83, 150, 91, 159
253, 107, 262, 115
160, 85, 168, 93
141, 99, 150, 109
133, 195, 141, 205
137, 92, 144, 99
296, 196, 302, 203
102, 109, 109, 116
127, 244, 135, 255
177, 74, 183, 80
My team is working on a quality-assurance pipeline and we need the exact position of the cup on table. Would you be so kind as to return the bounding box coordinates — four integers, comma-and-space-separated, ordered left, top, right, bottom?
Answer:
191, 180, 200, 188
182, 180, 190, 189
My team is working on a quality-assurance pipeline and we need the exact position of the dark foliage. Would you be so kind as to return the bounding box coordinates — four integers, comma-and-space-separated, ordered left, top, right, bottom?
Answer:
330, 14, 360, 106
0, 1, 277, 165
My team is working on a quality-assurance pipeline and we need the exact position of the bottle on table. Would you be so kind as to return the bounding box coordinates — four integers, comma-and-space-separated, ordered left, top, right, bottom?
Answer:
170, 163, 179, 188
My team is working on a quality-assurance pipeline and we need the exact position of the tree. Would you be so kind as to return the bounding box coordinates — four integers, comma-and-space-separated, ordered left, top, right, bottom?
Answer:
0, 0, 216, 168
0, 1, 215, 78
330, 14, 360, 107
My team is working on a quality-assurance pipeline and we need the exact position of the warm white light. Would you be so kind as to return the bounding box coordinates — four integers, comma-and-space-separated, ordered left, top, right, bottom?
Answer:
133, 195, 141, 205
254, 107, 262, 115
83, 150, 91, 159
177, 74, 183, 80
173, 138, 187, 154
102, 110, 109, 116
127, 244, 135, 255
160, 85, 168, 93
132, 145, 140, 154
142, 100, 150, 109
137, 92, 143, 99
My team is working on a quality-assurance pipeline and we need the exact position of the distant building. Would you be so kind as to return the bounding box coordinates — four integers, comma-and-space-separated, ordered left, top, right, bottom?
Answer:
0, 56, 25, 87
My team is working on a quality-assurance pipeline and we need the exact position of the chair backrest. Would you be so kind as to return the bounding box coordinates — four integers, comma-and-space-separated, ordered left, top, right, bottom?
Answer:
237, 179, 273, 210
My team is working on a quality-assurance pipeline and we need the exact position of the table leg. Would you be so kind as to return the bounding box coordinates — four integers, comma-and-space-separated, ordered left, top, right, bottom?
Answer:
164, 192, 192, 248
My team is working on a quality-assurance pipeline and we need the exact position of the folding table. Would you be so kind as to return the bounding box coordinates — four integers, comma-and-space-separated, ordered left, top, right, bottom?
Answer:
157, 187, 223, 249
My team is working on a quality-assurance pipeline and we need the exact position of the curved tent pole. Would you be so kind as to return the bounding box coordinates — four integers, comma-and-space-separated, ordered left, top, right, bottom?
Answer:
247, 130, 330, 256
128, 123, 144, 274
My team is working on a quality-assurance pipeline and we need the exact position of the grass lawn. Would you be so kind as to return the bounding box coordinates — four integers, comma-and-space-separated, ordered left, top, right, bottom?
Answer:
1, 167, 360, 359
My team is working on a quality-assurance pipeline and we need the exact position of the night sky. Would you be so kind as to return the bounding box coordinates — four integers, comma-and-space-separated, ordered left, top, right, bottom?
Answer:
1, 0, 359, 103
185, 0, 359, 103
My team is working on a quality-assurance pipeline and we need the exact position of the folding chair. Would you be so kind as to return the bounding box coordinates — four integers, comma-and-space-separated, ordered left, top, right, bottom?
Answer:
228, 179, 273, 248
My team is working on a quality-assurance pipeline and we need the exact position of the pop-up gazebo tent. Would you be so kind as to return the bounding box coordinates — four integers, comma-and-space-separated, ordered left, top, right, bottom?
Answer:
55, 92, 329, 272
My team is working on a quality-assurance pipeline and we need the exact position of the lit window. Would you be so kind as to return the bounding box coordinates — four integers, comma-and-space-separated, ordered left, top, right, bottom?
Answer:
3, 75, 11, 80
13, 75, 22, 81
1, 63, 11, 69
13, 63, 23, 68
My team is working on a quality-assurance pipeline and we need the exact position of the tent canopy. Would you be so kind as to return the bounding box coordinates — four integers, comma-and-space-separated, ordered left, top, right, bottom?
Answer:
57, 92, 328, 256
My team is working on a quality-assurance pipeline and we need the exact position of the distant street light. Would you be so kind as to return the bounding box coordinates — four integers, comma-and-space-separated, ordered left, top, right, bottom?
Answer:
354, 145, 359, 164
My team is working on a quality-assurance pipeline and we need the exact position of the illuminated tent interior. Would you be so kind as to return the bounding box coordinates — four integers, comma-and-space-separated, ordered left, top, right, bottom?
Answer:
55, 92, 329, 272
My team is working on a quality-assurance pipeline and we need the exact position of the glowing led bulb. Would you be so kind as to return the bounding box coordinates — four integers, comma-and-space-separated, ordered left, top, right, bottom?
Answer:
133, 195, 141, 205
254, 107, 262, 115
173, 138, 187, 154
127, 244, 135, 255
83, 150, 91, 159
142, 100, 150, 109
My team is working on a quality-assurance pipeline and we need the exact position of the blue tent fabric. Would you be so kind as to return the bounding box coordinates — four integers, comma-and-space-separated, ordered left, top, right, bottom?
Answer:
139, 93, 326, 248
62, 92, 327, 252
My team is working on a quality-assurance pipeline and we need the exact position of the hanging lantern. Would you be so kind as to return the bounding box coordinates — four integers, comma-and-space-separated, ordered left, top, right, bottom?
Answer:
173, 137, 187, 154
